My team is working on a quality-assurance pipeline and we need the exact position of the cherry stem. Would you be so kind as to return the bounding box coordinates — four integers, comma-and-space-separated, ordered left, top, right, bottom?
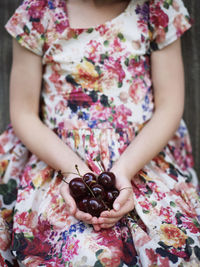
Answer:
75, 164, 96, 199
101, 199, 110, 211
74, 165, 109, 212
94, 158, 105, 172
75, 164, 82, 177
61, 178, 69, 184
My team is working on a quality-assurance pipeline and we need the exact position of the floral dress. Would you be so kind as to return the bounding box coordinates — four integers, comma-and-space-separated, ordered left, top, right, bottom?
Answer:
0, 0, 200, 266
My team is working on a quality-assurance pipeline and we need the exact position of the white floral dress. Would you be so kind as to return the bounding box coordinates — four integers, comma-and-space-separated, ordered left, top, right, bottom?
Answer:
0, 0, 200, 266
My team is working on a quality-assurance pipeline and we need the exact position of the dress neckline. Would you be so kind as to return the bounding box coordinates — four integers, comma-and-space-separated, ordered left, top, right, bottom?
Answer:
64, 0, 132, 31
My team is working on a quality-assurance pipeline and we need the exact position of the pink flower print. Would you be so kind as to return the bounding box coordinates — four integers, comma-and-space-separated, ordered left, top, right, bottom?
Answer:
138, 200, 152, 210
134, 227, 151, 248
90, 103, 112, 122
86, 40, 102, 62
20, 165, 32, 187
96, 24, 109, 36
129, 78, 146, 104
128, 59, 146, 77
148, 182, 166, 201
173, 14, 189, 37
112, 37, 123, 53
55, 11, 69, 33
15, 211, 38, 229
104, 57, 125, 85
172, 0, 180, 12
156, 27, 166, 44
159, 206, 174, 223
175, 197, 197, 218
113, 104, 132, 128
61, 237, 80, 262
49, 71, 63, 91
55, 100, 66, 115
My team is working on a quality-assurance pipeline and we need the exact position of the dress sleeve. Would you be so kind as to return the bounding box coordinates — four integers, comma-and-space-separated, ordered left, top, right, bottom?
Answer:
149, 0, 193, 51
5, 0, 49, 56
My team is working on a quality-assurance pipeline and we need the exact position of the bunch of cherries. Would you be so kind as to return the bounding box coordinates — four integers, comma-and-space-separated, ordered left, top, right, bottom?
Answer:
57, 165, 119, 217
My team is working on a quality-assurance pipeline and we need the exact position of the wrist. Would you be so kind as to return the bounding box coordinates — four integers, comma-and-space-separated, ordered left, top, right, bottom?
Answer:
111, 162, 134, 182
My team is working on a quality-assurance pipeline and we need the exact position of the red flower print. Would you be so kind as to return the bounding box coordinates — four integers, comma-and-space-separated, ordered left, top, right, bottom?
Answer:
150, 5, 169, 28
28, 0, 47, 19
138, 200, 151, 210
23, 237, 51, 257
68, 89, 93, 107
0, 254, 7, 267
32, 22, 44, 34
56, 20, 69, 34
181, 216, 200, 234
104, 57, 125, 84
159, 207, 174, 223
146, 248, 158, 265
0, 144, 5, 154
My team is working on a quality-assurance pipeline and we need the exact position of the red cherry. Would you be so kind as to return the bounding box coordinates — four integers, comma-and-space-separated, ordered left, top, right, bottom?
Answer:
105, 189, 119, 203
83, 172, 97, 187
77, 197, 90, 213
88, 198, 105, 217
91, 184, 105, 200
98, 172, 115, 189
69, 178, 89, 199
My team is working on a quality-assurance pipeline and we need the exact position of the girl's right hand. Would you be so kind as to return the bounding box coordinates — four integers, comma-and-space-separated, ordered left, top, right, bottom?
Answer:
60, 179, 92, 222
59, 173, 102, 231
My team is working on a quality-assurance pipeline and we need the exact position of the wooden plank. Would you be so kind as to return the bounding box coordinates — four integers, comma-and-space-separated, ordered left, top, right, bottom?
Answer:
0, 0, 199, 176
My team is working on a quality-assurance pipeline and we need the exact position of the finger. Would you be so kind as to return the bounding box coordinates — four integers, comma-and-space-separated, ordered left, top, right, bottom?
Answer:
101, 198, 134, 219
60, 184, 77, 214
112, 188, 133, 212
96, 215, 122, 225
75, 209, 93, 223
93, 224, 101, 231
99, 223, 116, 229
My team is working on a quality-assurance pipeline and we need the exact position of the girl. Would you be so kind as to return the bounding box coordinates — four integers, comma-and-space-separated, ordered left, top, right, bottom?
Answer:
0, 0, 200, 266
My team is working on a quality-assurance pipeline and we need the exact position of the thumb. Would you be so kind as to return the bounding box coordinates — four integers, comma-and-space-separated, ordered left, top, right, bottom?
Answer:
113, 188, 131, 211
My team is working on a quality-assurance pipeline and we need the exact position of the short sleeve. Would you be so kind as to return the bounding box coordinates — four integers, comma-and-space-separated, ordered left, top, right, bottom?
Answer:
149, 0, 193, 51
5, 0, 49, 56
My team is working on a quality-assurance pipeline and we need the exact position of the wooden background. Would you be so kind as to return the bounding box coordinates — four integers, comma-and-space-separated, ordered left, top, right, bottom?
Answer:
0, 0, 199, 177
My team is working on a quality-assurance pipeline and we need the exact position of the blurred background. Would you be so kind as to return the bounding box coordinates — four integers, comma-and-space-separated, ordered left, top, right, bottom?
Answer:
0, 0, 199, 177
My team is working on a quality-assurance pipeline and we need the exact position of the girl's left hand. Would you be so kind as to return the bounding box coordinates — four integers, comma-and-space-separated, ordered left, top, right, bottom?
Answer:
92, 173, 135, 229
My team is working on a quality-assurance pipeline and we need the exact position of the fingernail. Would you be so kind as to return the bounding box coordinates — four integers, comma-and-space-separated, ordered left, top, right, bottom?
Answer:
114, 203, 120, 211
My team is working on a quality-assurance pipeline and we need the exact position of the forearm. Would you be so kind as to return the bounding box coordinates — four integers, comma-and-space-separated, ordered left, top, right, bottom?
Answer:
11, 114, 90, 174
112, 105, 183, 180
